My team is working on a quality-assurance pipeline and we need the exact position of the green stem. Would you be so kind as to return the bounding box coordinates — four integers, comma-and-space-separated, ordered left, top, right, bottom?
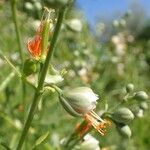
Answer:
16, 8, 66, 150
10, 0, 23, 62
0, 72, 15, 92
10, 0, 26, 122
0, 52, 36, 90
0, 52, 21, 77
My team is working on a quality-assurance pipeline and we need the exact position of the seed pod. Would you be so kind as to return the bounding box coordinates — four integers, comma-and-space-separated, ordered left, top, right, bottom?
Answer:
133, 91, 148, 101
111, 107, 134, 124
126, 83, 134, 93
23, 58, 36, 76
59, 87, 99, 116
117, 124, 131, 138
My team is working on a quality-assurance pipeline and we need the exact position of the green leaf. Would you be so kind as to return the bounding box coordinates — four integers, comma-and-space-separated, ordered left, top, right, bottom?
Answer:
32, 132, 50, 149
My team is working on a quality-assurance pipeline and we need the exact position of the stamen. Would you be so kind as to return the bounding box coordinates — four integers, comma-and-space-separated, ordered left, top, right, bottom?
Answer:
84, 111, 111, 136
90, 110, 104, 122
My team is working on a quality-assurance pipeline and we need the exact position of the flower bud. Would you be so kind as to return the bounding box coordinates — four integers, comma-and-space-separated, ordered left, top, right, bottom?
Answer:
136, 109, 144, 118
140, 102, 148, 110
59, 87, 99, 116
116, 124, 131, 138
34, 2, 42, 10
23, 58, 36, 76
133, 91, 148, 101
126, 83, 134, 93
111, 107, 134, 124
25, 2, 33, 10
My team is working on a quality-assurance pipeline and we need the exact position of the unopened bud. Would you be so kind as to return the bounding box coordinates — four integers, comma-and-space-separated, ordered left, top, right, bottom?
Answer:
117, 124, 131, 138
111, 107, 134, 124
23, 58, 36, 76
134, 91, 148, 101
25, 2, 33, 10
136, 109, 144, 118
126, 83, 134, 93
140, 102, 148, 110
34, 2, 42, 10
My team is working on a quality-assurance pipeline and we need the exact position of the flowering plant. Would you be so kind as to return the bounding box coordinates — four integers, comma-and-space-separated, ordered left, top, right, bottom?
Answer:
0, 1, 149, 150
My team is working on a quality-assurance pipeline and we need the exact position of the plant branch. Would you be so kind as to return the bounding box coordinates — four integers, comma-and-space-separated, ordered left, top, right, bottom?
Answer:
10, 0, 26, 122
16, 7, 66, 150
10, 0, 23, 63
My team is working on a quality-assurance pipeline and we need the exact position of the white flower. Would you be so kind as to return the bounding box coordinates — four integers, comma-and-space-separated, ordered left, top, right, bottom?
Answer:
60, 87, 110, 135
80, 134, 100, 150
63, 87, 99, 115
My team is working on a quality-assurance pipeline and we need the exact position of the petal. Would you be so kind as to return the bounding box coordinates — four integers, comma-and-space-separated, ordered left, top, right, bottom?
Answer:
27, 35, 41, 59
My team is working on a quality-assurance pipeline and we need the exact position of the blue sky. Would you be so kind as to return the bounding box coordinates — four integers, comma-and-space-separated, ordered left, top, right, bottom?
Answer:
75, 0, 150, 26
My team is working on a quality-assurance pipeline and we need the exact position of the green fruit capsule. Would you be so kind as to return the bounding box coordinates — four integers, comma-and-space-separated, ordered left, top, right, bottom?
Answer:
23, 58, 36, 76
111, 107, 134, 124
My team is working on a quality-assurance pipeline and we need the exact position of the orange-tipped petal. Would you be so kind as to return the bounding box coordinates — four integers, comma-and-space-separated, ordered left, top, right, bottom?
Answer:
27, 35, 41, 59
